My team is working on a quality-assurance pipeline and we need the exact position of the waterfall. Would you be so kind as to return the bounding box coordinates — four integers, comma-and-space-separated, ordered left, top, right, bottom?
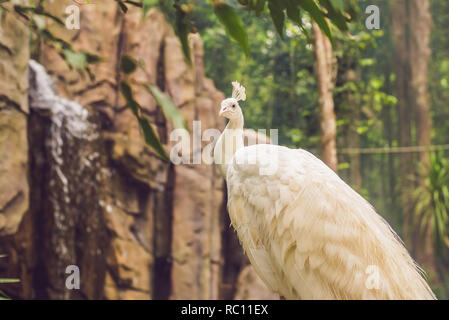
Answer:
28, 60, 96, 140
28, 60, 108, 299
29, 60, 99, 199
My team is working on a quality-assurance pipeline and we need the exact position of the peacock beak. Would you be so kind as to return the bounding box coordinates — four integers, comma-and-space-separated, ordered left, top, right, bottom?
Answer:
219, 106, 227, 117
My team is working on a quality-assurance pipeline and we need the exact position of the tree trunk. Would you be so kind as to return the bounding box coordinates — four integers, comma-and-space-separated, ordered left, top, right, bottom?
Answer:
391, 0, 435, 274
408, 0, 435, 273
382, 67, 398, 226
312, 22, 338, 172
345, 68, 362, 190
391, 0, 414, 245
409, 0, 432, 169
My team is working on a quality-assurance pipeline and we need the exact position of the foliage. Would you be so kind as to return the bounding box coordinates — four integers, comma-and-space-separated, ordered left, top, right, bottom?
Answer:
144, 85, 187, 130
196, 0, 385, 152
0, 255, 20, 300
1, 0, 449, 300
121, 0, 449, 299
414, 152, 449, 258
119, 81, 170, 161
148, 0, 358, 63
112, 0, 356, 158
119, 55, 187, 160
0, 0, 359, 163
4, 0, 101, 79
2, 0, 181, 161
430, 0, 449, 145
413, 151, 449, 298
119, 57, 170, 161
213, 2, 250, 57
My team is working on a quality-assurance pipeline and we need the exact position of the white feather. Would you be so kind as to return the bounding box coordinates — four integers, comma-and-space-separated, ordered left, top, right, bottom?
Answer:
232, 81, 246, 102
214, 82, 436, 300
226, 145, 436, 299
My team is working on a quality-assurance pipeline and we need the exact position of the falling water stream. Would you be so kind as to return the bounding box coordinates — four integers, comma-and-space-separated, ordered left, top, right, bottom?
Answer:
28, 60, 107, 299
28, 59, 98, 190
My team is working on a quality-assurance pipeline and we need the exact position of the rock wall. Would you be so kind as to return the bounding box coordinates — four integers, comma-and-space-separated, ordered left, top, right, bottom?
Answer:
0, 1, 276, 300
0, 0, 29, 238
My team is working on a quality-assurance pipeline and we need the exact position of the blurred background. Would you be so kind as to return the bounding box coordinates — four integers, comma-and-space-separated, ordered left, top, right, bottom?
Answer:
0, 0, 448, 299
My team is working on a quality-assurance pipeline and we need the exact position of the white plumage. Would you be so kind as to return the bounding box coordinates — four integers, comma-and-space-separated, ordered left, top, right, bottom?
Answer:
214, 82, 436, 300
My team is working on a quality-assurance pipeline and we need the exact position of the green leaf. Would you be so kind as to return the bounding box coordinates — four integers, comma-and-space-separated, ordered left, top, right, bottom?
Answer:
337, 162, 350, 170
245, 0, 265, 16
268, 0, 285, 38
297, 0, 332, 41
174, 3, 192, 64
119, 81, 140, 117
318, 0, 348, 32
117, 0, 128, 13
254, 0, 266, 16
0, 279, 20, 284
123, 0, 142, 7
285, 0, 301, 24
34, 7, 65, 26
120, 55, 138, 74
213, 2, 250, 57
0, 289, 9, 298
85, 52, 102, 64
145, 85, 186, 130
332, 0, 344, 11
14, 6, 65, 26
176, 25, 191, 65
342, 0, 359, 21
119, 81, 133, 102
356, 126, 368, 135
63, 49, 87, 70
119, 81, 169, 161
40, 29, 71, 51
138, 117, 169, 161
32, 14, 46, 30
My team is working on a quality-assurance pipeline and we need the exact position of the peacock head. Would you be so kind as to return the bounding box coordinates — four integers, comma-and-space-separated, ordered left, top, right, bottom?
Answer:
219, 81, 246, 120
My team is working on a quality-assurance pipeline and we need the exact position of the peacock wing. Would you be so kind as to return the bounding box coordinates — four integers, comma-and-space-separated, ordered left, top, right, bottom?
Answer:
227, 144, 435, 300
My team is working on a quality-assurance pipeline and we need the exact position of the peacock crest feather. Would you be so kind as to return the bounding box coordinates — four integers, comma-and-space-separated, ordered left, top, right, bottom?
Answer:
232, 81, 246, 102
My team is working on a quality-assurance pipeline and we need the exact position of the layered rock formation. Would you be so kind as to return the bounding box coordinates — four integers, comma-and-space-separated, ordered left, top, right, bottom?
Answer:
0, 1, 277, 300
0, 0, 29, 238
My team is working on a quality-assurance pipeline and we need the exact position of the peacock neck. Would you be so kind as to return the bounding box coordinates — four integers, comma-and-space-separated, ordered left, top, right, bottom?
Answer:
226, 115, 244, 130
214, 115, 244, 178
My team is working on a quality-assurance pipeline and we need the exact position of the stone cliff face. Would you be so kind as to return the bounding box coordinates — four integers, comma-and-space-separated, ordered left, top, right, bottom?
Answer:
0, 0, 29, 239
0, 1, 277, 300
